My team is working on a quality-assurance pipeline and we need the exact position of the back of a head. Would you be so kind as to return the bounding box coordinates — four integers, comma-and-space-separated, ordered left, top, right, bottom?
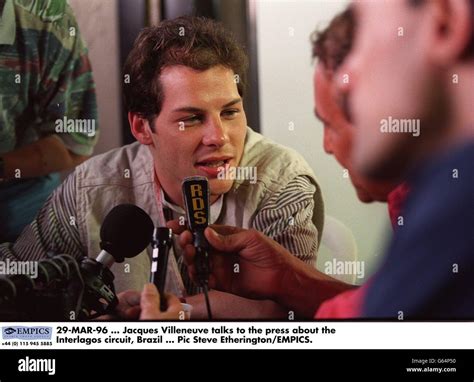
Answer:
311, 8, 354, 73
123, 16, 249, 121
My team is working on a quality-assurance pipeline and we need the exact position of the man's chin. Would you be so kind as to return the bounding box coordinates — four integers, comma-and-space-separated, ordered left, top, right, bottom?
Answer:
209, 179, 234, 200
355, 188, 374, 203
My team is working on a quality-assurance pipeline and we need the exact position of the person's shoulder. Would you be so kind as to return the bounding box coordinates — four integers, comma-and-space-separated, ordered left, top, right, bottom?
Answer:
410, 141, 474, 209
14, 0, 68, 22
75, 143, 152, 185
14, 0, 80, 44
242, 127, 316, 179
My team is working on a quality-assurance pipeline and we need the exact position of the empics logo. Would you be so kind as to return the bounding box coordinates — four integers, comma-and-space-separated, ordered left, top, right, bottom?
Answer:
2, 326, 52, 340
18, 357, 56, 376
3, 327, 16, 335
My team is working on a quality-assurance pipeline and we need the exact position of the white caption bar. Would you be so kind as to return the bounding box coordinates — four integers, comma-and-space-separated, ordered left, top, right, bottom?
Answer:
1, 322, 473, 350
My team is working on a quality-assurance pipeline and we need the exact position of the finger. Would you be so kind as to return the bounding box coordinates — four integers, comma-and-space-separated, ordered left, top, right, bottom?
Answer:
167, 219, 187, 235
178, 230, 193, 249
181, 243, 196, 266
160, 294, 184, 320
114, 290, 141, 319
209, 224, 246, 236
117, 290, 141, 307
166, 294, 182, 313
123, 305, 141, 320
140, 283, 161, 320
205, 227, 257, 253
182, 244, 198, 283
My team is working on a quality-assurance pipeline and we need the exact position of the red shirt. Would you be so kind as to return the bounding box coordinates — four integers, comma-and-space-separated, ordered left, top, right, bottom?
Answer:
315, 283, 370, 318
314, 183, 410, 318
387, 182, 410, 228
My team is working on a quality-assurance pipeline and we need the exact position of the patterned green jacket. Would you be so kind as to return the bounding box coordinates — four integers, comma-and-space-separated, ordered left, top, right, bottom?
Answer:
0, 0, 98, 156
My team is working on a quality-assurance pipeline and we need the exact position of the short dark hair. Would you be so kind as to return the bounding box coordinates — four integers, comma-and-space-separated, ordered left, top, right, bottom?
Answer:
123, 16, 249, 120
311, 8, 354, 72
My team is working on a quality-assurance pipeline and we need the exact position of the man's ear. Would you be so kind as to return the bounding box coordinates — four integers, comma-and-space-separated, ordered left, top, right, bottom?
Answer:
427, 0, 472, 65
129, 112, 154, 145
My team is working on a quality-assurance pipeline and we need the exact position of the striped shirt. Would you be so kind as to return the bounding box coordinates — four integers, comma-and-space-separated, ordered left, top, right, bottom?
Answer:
0, 172, 318, 296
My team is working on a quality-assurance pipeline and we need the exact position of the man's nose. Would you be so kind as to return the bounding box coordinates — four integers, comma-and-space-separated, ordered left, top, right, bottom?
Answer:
202, 116, 228, 147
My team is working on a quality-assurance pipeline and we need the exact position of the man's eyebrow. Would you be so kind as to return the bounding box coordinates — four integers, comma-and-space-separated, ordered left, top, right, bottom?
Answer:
314, 107, 329, 125
172, 98, 242, 114
222, 98, 242, 108
172, 106, 204, 114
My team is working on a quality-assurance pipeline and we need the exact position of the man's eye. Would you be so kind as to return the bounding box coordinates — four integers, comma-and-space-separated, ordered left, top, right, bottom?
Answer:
222, 109, 239, 118
181, 115, 202, 126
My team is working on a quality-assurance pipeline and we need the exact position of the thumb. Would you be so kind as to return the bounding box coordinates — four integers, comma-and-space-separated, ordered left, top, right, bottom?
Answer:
205, 227, 254, 253
140, 283, 161, 320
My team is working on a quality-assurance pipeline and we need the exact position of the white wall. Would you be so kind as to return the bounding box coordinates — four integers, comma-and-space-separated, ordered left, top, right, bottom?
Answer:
69, 0, 122, 155
256, 0, 391, 283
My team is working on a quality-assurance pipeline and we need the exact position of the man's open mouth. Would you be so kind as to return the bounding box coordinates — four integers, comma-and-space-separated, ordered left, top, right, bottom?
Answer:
195, 158, 231, 168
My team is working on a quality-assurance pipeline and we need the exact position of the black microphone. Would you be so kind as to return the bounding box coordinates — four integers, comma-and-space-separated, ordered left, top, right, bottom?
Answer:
0, 204, 154, 320
182, 176, 212, 319
98, 204, 155, 265
82, 204, 155, 317
149, 227, 172, 311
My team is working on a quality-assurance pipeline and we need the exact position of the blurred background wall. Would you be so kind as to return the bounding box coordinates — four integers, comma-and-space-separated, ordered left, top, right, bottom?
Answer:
69, 0, 122, 155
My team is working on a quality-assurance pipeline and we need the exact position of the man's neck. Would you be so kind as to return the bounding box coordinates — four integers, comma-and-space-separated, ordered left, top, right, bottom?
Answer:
155, 173, 220, 208
409, 65, 474, 169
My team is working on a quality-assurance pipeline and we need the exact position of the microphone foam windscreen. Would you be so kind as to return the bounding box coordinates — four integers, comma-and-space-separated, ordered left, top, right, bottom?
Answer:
100, 204, 154, 262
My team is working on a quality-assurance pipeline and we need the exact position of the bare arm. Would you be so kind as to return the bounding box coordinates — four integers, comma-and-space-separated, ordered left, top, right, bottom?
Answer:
179, 226, 355, 319
1, 135, 89, 179
186, 291, 288, 319
276, 253, 356, 318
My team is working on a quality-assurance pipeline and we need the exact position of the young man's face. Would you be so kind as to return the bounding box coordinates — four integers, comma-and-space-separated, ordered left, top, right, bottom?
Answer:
149, 65, 247, 205
340, 1, 440, 179
313, 64, 396, 202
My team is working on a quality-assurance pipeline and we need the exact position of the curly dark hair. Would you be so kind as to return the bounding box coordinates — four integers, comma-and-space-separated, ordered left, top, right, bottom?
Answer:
123, 16, 249, 120
311, 7, 354, 72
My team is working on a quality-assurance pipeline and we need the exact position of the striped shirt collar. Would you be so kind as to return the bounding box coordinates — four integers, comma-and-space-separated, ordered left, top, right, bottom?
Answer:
159, 186, 223, 224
